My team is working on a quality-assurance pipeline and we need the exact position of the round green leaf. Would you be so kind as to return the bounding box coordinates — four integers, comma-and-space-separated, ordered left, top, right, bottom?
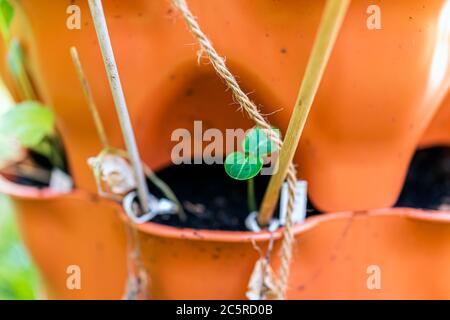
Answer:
0, 101, 55, 150
243, 127, 280, 157
224, 152, 263, 180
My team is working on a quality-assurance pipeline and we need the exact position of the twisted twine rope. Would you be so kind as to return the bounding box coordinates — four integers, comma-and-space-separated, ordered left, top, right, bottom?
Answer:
123, 225, 149, 300
172, 0, 297, 299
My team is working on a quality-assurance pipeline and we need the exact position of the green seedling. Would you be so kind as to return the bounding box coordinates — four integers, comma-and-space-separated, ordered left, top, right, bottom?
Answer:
225, 127, 280, 212
0, 2, 65, 176
0, 101, 66, 171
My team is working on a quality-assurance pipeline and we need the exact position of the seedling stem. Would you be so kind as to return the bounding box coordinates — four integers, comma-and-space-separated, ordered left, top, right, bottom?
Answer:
247, 178, 257, 213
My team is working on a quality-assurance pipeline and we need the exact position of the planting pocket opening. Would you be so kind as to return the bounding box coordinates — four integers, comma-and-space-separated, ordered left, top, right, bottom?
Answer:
125, 163, 321, 232
0, 150, 73, 195
396, 146, 450, 211
0, 102, 73, 193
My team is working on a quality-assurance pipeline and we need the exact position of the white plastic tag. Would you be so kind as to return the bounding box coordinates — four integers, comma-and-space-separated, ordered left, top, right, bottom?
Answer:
279, 180, 308, 225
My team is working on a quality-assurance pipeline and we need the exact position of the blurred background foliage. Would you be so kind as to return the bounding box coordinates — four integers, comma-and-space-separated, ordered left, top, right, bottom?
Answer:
0, 80, 40, 300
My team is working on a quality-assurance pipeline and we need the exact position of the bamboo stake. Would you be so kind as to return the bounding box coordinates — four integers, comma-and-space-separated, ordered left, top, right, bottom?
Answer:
87, 0, 150, 214
70, 46, 186, 221
70, 47, 109, 148
258, 0, 351, 225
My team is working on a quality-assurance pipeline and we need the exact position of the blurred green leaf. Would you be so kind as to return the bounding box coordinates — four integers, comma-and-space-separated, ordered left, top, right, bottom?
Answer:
0, 101, 55, 156
0, 194, 39, 300
0, 0, 14, 41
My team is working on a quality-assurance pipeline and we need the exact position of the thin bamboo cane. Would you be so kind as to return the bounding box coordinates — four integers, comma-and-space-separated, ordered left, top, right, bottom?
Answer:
70, 46, 109, 149
71, 46, 186, 220
258, 0, 351, 225
87, 0, 150, 214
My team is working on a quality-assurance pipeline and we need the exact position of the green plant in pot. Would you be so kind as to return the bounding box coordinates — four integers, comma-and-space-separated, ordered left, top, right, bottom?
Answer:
224, 127, 280, 214
82, 0, 352, 301
1, 0, 35, 101
0, 101, 69, 187
0, 0, 69, 188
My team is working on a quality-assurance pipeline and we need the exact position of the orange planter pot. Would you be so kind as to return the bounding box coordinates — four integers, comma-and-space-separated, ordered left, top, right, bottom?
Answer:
127, 208, 450, 300
0, 178, 127, 300
6, 0, 450, 213
420, 89, 450, 147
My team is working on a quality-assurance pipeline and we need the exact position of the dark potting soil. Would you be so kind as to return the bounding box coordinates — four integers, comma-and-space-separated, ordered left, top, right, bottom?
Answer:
148, 164, 278, 231
149, 163, 320, 231
149, 147, 450, 231
396, 147, 450, 210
